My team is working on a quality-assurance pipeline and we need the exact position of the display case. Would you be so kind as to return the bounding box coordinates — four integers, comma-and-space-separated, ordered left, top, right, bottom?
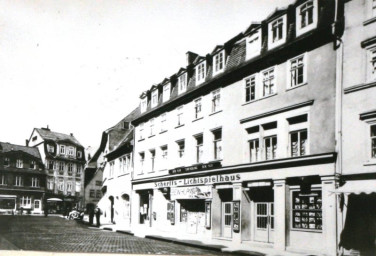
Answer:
292, 190, 322, 230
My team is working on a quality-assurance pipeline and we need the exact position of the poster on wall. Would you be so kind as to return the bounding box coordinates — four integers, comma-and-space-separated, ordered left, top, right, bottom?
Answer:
205, 201, 211, 229
167, 201, 175, 225
233, 201, 240, 233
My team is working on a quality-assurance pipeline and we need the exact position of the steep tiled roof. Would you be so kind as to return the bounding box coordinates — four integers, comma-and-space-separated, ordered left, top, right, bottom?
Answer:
35, 128, 83, 147
226, 40, 246, 70
0, 142, 41, 159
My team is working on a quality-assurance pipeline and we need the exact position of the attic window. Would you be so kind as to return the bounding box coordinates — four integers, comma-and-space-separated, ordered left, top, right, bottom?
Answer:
296, 0, 318, 37
268, 15, 287, 49
141, 97, 147, 113
178, 73, 187, 94
196, 62, 206, 85
163, 83, 171, 102
151, 90, 158, 108
213, 50, 225, 76
32, 136, 37, 141
123, 121, 130, 130
47, 144, 54, 153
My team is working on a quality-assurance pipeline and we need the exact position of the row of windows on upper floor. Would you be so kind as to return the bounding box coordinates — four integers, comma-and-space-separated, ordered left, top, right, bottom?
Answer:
0, 174, 41, 188
2, 158, 41, 170
140, 0, 320, 113
108, 154, 132, 179
47, 144, 83, 158
47, 177, 81, 193
47, 160, 83, 175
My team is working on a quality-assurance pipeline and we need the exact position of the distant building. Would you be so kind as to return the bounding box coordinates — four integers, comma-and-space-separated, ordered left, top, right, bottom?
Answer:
0, 142, 45, 214
28, 127, 85, 213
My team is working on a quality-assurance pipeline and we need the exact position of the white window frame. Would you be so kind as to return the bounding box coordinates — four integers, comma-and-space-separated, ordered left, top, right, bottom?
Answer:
68, 146, 74, 157
244, 75, 257, 103
177, 106, 184, 126
264, 135, 278, 160
0, 174, 7, 185
47, 178, 54, 190
139, 152, 145, 174
59, 161, 64, 171
177, 140, 185, 159
296, 0, 318, 37
151, 89, 158, 108
109, 161, 115, 178
194, 98, 202, 119
139, 123, 144, 140
249, 139, 260, 162
67, 181, 73, 192
160, 113, 167, 132
212, 89, 221, 113
58, 179, 64, 191
30, 160, 35, 169
290, 129, 308, 157
141, 97, 147, 113
369, 122, 376, 160
16, 159, 23, 168
31, 177, 40, 188
213, 50, 225, 76
195, 135, 204, 163
15, 176, 23, 186
196, 61, 206, 85
288, 114, 309, 157
149, 118, 155, 136
20, 196, 31, 207
268, 15, 287, 49
47, 144, 54, 153
163, 83, 171, 102
262, 67, 276, 97
161, 145, 168, 170
68, 163, 73, 175
60, 145, 66, 155
246, 29, 262, 60
213, 129, 222, 160
287, 54, 308, 89
150, 149, 156, 172
178, 73, 187, 94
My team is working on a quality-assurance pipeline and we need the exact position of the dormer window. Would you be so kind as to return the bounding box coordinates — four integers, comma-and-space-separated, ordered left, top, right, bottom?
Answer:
163, 83, 171, 102
151, 90, 158, 108
268, 16, 287, 49
60, 145, 65, 155
213, 50, 225, 76
246, 29, 261, 60
196, 62, 206, 85
77, 151, 82, 158
141, 97, 147, 113
68, 146, 74, 157
4, 158, 9, 166
296, 0, 318, 37
47, 144, 54, 153
178, 73, 187, 94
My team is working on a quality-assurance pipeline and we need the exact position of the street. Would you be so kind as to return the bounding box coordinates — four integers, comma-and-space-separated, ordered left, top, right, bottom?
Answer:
0, 215, 231, 255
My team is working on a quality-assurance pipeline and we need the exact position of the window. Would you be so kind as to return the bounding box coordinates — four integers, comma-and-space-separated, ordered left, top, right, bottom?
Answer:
141, 97, 147, 113
196, 62, 206, 85
4, 157, 9, 166
60, 145, 65, 155
160, 113, 167, 132
245, 76, 256, 102
249, 139, 260, 162
262, 68, 275, 97
373, 0, 376, 17
151, 90, 158, 108
163, 83, 171, 102
58, 179, 64, 191
31, 177, 39, 187
296, 0, 317, 36
20, 196, 31, 207
212, 89, 221, 113
213, 51, 225, 75
371, 125, 376, 159
15, 176, 23, 186
161, 145, 168, 170
177, 106, 184, 126
59, 162, 64, 172
264, 136, 277, 160
289, 55, 307, 88
139, 152, 145, 174
246, 29, 261, 59
139, 123, 145, 140
95, 180, 102, 186
47, 178, 54, 190
16, 159, 23, 168
75, 181, 81, 193
67, 182, 72, 192
90, 189, 95, 198
77, 151, 82, 158
195, 135, 203, 163
178, 73, 187, 94
32, 136, 37, 141
368, 47, 376, 82
150, 149, 155, 172
68, 163, 73, 175
68, 147, 74, 156
213, 129, 222, 160
149, 118, 155, 136
109, 161, 114, 178
290, 130, 308, 157
30, 160, 35, 169
96, 190, 101, 198
177, 140, 185, 158
47, 144, 54, 153
0, 174, 6, 185
268, 16, 287, 49
194, 98, 202, 119
292, 190, 322, 230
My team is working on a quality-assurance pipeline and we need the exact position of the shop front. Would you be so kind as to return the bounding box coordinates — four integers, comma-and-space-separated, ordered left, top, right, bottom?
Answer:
0, 195, 16, 214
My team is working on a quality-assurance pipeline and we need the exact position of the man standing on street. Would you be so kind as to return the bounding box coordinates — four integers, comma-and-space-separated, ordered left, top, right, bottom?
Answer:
95, 207, 101, 227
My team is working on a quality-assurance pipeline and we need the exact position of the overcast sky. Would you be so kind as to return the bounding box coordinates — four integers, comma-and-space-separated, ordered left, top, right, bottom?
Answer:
0, 0, 293, 151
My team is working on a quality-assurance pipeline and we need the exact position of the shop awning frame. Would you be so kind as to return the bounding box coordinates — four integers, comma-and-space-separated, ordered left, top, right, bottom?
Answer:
333, 180, 376, 195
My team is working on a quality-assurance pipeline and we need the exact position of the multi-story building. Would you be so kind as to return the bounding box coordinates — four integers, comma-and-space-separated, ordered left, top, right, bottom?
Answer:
0, 142, 45, 214
335, 0, 376, 254
130, 1, 339, 255
27, 127, 86, 213
98, 108, 139, 228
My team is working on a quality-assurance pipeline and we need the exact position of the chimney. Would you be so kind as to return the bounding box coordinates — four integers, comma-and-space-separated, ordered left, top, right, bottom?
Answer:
186, 51, 199, 66
26, 139, 29, 146
41, 125, 50, 131
70, 133, 73, 137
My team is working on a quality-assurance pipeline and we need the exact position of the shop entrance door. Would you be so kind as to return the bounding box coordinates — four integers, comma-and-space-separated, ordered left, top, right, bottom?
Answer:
34, 200, 41, 212
254, 202, 274, 243
222, 202, 233, 238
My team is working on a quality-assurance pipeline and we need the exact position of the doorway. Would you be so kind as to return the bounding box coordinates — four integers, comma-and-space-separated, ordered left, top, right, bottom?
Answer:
222, 202, 233, 238
254, 202, 274, 243
34, 200, 41, 212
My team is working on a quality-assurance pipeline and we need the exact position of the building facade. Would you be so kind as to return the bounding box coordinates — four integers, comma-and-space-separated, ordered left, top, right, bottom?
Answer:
0, 142, 45, 214
130, 1, 339, 255
28, 127, 86, 213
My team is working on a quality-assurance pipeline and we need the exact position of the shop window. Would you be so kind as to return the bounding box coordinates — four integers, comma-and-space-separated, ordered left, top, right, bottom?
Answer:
16, 159, 23, 168
178, 73, 187, 94
213, 129, 222, 160
90, 189, 95, 198
212, 89, 221, 113
371, 124, 376, 159
245, 75, 256, 103
288, 54, 307, 88
163, 83, 170, 102
249, 139, 260, 162
195, 134, 203, 163
15, 176, 23, 186
264, 136, 277, 160
177, 106, 184, 126
194, 98, 202, 119
196, 61, 206, 85
177, 140, 185, 158
292, 190, 322, 230
0, 174, 7, 185
4, 157, 9, 166
262, 68, 275, 97
296, 0, 318, 36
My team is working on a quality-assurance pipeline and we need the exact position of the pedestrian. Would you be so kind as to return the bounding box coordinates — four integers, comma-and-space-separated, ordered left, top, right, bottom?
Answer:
44, 203, 49, 217
20, 207, 23, 215
95, 207, 101, 227
89, 207, 94, 225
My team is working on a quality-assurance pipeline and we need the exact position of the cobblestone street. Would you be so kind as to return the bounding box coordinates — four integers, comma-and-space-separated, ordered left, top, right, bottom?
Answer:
0, 216, 231, 255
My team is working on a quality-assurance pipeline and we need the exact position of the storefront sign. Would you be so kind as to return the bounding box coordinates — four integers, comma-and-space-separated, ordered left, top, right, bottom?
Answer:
168, 162, 222, 175
170, 186, 212, 200
154, 173, 241, 188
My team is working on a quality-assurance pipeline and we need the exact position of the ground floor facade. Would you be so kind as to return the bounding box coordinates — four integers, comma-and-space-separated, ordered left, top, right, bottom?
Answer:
130, 153, 338, 256
0, 189, 44, 214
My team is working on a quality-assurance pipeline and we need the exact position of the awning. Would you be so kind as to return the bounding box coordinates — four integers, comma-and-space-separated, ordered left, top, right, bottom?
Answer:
47, 198, 63, 202
334, 180, 376, 195
0, 195, 17, 198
